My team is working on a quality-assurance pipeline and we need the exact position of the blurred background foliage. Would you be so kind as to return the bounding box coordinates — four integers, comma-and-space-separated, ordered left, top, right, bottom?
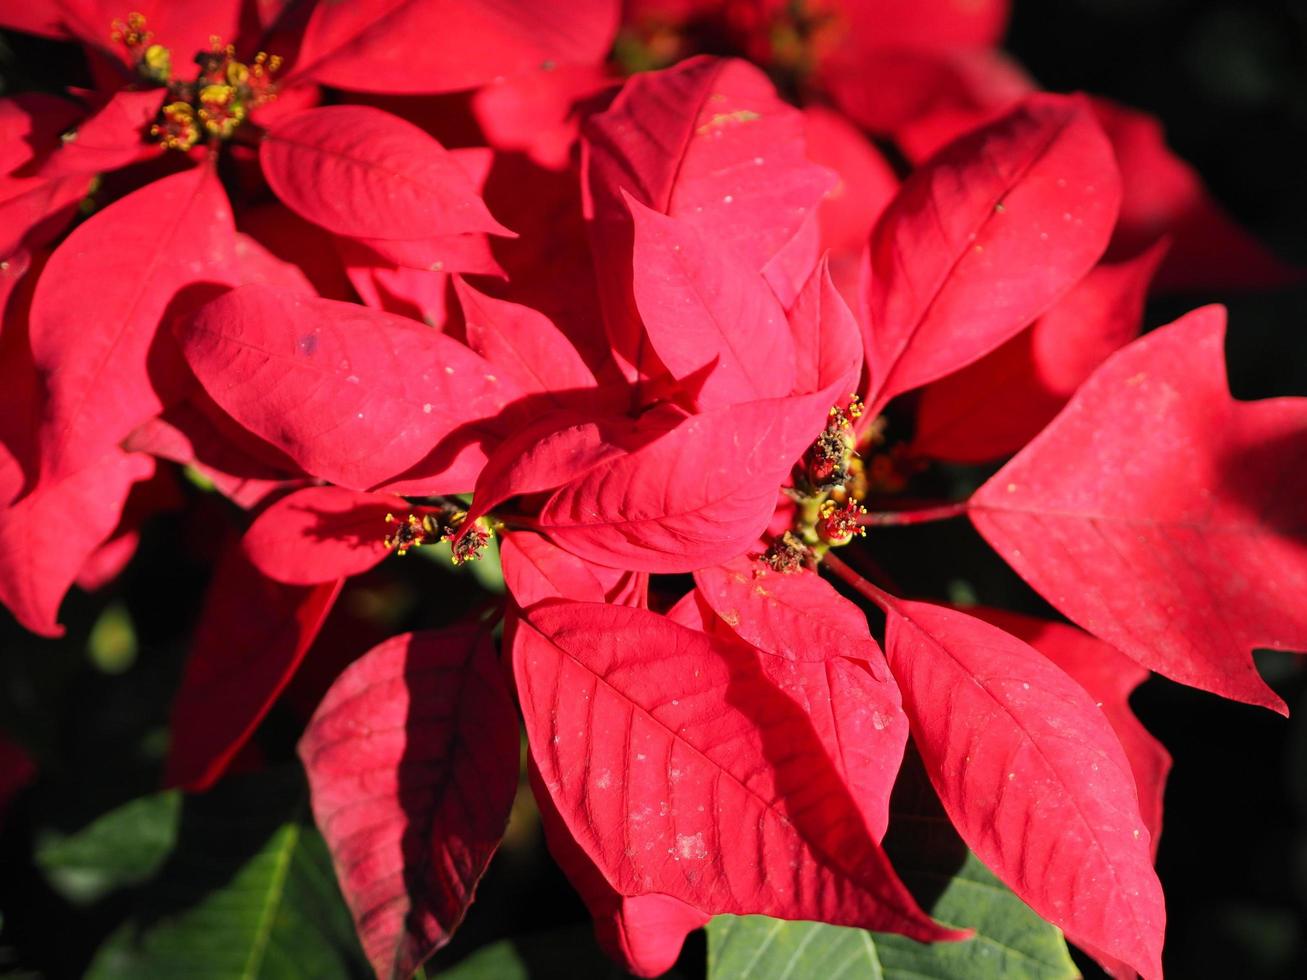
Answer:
2, 1, 1306, 978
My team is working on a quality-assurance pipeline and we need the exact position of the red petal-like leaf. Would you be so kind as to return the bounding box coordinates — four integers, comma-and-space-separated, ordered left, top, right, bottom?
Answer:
124, 400, 305, 510
30, 166, 238, 483
803, 105, 899, 255
501, 531, 607, 609
693, 556, 883, 664
500, 537, 694, 973
539, 390, 832, 572
669, 587, 908, 841
293, 0, 618, 94
1095, 97, 1300, 292
787, 255, 865, 397
881, 598, 1164, 979
966, 607, 1171, 857
32, 0, 241, 67
465, 413, 648, 530
177, 284, 521, 491
0, 448, 153, 637
518, 602, 958, 942
300, 627, 518, 980
864, 93, 1120, 410
471, 64, 611, 170
243, 486, 406, 585
913, 241, 1164, 462
261, 106, 509, 242
164, 546, 341, 790
971, 305, 1307, 713
585, 56, 834, 378
455, 278, 598, 399
629, 197, 795, 408
37, 88, 164, 177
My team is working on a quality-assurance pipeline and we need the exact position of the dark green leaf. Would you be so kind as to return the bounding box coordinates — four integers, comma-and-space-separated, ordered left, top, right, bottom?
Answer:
85, 770, 367, 979
36, 791, 180, 904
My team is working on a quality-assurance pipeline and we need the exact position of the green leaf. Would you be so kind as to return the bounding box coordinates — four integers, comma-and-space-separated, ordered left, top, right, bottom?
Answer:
708, 750, 1079, 980
36, 790, 181, 904
86, 770, 368, 980
709, 850, 1078, 980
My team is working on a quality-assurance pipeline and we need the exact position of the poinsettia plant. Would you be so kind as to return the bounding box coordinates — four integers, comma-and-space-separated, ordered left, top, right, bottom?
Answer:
1, 1, 1304, 978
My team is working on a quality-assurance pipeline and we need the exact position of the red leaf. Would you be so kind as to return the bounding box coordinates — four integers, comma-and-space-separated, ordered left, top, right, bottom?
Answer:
628, 197, 795, 408
501, 530, 607, 609
232, 232, 316, 295
465, 413, 648, 530
261, 106, 510, 242
970, 305, 1307, 713
528, 757, 709, 978
831, 0, 1011, 51
124, 401, 304, 510
471, 64, 611, 170
42, 1, 241, 67
292, 0, 618, 94
338, 243, 453, 329
455, 278, 598, 399
300, 627, 518, 980
913, 241, 1165, 462
37, 88, 164, 177
965, 607, 1171, 858
164, 546, 341, 790
0, 448, 153, 637
499, 536, 693, 974
694, 556, 884, 664
584, 56, 834, 378
538, 390, 832, 573
517, 602, 959, 942
880, 598, 1164, 979
1095, 97, 1300, 292
0, 172, 87, 261
242, 486, 406, 585
237, 202, 354, 301
29, 166, 238, 483
176, 284, 522, 492
668, 587, 908, 841
826, 47, 1030, 142
786, 255, 865, 398
352, 233, 504, 278
864, 93, 1120, 410
803, 105, 899, 255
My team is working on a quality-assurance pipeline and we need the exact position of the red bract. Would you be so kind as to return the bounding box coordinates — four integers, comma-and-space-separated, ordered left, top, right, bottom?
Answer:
584, 56, 834, 379
291, 0, 619, 94
0, 448, 154, 637
30, 165, 238, 485
971, 306, 1307, 713
516, 602, 957, 941
967, 607, 1172, 858
176, 285, 522, 492
300, 626, 517, 980
863, 93, 1121, 411
876, 597, 1165, 979
260, 105, 511, 241
164, 541, 340, 790
913, 240, 1166, 462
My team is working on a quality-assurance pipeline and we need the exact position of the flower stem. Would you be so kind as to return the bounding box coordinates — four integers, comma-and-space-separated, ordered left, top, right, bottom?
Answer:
821, 551, 892, 611
858, 501, 969, 526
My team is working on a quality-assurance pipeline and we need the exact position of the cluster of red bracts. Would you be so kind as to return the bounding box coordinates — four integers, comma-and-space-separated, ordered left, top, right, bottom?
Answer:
1, 2, 1305, 979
